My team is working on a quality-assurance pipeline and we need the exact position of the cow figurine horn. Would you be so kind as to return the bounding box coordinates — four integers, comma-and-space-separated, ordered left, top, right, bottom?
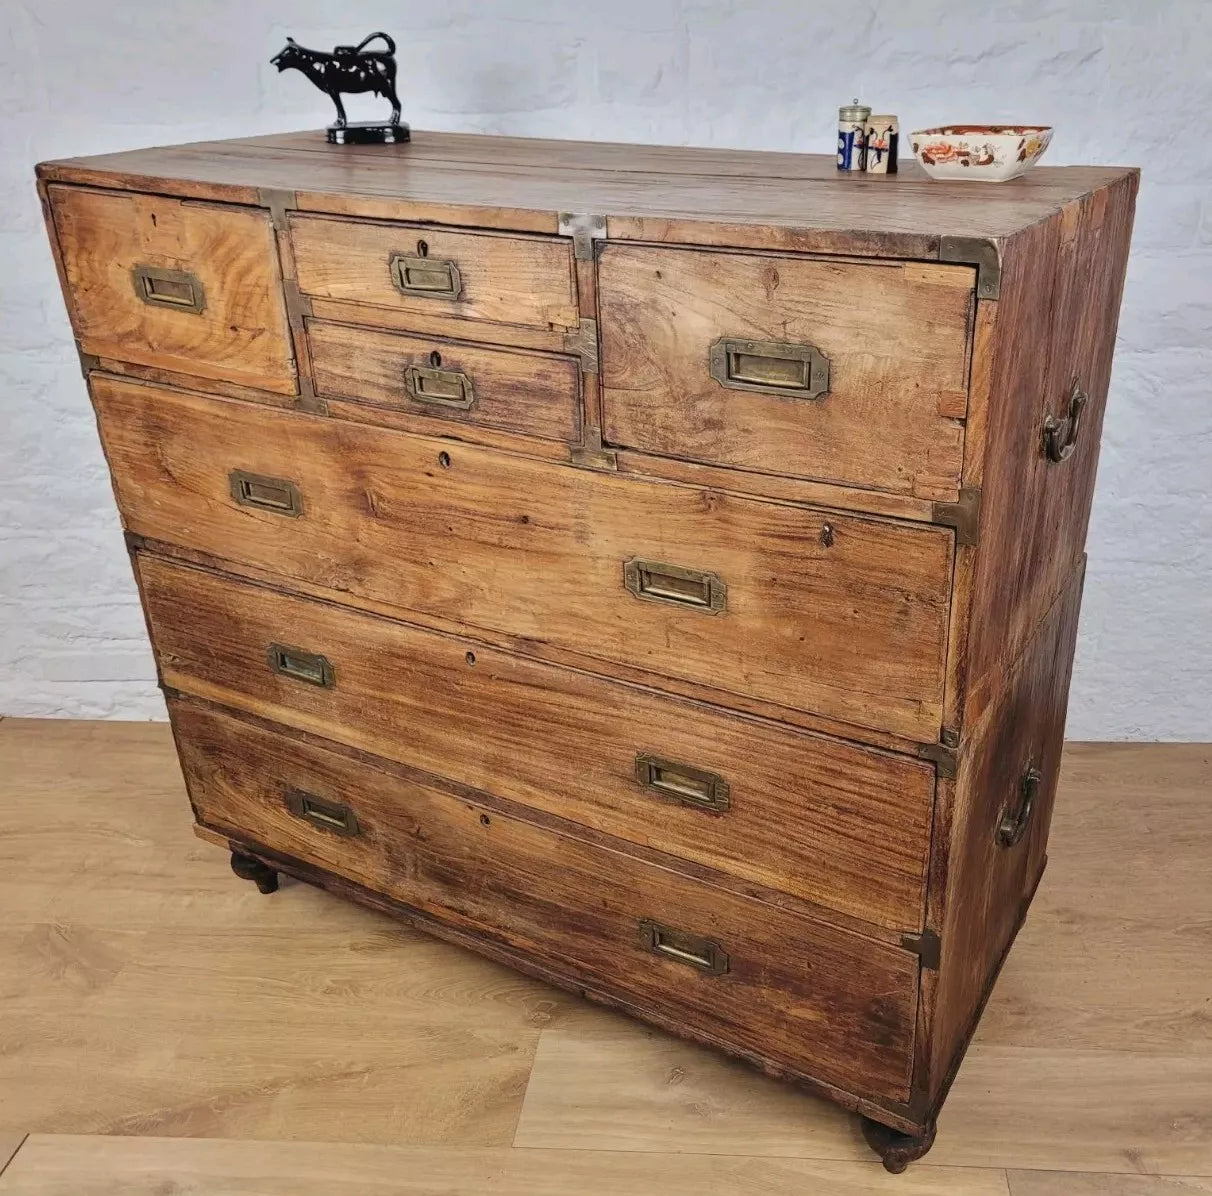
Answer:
270, 31, 409, 145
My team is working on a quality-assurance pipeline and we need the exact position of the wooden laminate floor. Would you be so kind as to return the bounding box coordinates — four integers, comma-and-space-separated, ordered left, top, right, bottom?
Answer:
0, 717, 1207, 1194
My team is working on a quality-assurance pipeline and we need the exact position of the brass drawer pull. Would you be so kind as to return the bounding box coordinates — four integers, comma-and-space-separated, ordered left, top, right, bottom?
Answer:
709, 337, 829, 398
623, 559, 727, 614
997, 765, 1041, 848
635, 754, 730, 813
268, 643, 335, 688
1042, 379, 1088, 463
286, 789, 360, 836
639, 919, 729, 975
389, 253, 463, 300
131, 264, 206, 314
404, 364, 476, 409
229, 470, 303, 517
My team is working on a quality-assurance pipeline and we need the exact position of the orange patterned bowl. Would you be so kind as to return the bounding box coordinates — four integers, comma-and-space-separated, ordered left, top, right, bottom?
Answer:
910, 125, 1053, 182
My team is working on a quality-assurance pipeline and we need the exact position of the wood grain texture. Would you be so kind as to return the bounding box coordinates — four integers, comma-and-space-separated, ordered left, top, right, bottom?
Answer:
0, 1138, 24, 1181
173, 699, 921, 1105
290, 214, 580, 331
0, 1135, 1012, 1196
599, 246, 972, 499
307, 319, 581, 443
137, 553, 935, 933
1009, 1174, 1212, 1195
46, 185, 296, 394
94, 377, 954, 742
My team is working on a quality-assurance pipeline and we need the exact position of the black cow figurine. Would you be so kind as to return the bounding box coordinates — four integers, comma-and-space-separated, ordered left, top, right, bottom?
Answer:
271, 32, 409, 144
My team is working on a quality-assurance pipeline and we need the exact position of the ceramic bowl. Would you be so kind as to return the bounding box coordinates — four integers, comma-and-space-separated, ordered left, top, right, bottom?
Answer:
910, 125, 1053, 182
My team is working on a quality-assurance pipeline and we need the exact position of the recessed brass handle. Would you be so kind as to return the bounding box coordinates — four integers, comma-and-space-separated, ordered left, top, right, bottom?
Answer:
389, 252, 463, 300
638, 919, 729, 975
709, 337, 829, 398
997, 765, 1041, 848
229, 470, 303, 517
285, 789, 360, 836
268, 643, 335, 689
132, 264, 206, 314
404, 364, 475, 409
623, 559, 727, 614
635, 754, 730, 813
1042, 379, 1088, 462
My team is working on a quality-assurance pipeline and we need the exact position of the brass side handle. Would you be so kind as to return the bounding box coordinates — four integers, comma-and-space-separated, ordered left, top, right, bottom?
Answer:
1042, 379, 1088, 463
132, 264, 206, 314
268, 643, 335, 689
635, 754, 730, 813
285, 789, 360, 837
997, 765, 1041, 848
623, 559, 727, 614
229, 470, 303, 517
389, 252, 463, 300
638, 919, 729, 975
709, 337, 829, 398
404, 363, 475, 410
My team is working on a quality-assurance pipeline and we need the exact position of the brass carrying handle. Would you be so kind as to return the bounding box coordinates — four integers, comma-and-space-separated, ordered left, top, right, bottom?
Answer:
709, 337, 829, 398
638, 919, 729, 975
1042, 380, 1088, 462
132, 264, 206, 314
623, 559, 727, 614
285, 789, 360, 836
635, 754, 730, 813
229, 470, 303, 517
268, 643, 335, 689
404, 360, 475, 409
389, 252, 463, 300
997, 766, 1041, 848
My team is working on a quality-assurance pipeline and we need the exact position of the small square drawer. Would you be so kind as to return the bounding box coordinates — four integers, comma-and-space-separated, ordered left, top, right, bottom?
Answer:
290, 215, 580, 333
599, 244, 974, 500
47, 186, 296, 394
308, 320, 581, 443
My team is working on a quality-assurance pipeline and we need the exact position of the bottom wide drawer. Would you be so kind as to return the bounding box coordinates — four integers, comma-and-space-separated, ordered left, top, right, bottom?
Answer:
173, 698, 918, 1105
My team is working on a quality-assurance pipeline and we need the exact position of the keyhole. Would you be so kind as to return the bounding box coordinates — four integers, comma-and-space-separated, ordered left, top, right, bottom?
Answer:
416, 239, 429, 257
819, 523, 835, 548
438, 451, 451, 469
465, 651, 476, 666
429, 350, 442, 368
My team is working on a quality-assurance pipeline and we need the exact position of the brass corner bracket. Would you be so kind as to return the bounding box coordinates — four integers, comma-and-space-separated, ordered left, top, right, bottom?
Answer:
939, 236, 1002, 300
258, 187, 298, 231
900, 929, 941, 970
932, 487, 981, 547
917, 741, 958, 781
563, 317, 600, 373
558, 212, 606, 260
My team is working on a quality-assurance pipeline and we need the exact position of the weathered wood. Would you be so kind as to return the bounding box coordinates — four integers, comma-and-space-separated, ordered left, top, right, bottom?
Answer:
307, 320, 581, 444
45, 185, 296, 394
599, 246, 972, 499
93, 376, 954, 743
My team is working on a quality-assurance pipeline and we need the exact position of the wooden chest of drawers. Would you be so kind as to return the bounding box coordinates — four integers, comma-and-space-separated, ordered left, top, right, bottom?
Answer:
37, 131, 1137, 1170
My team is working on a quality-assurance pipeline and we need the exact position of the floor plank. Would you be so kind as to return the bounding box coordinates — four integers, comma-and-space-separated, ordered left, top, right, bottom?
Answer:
1009, 1172, 1212, 1195
0, 1134, 1012, 1195
0, 1139, 25, 1181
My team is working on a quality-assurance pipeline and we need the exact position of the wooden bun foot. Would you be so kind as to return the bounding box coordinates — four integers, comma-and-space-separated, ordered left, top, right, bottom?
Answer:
230, 851, 279, 894
860, 1115, 937, 1173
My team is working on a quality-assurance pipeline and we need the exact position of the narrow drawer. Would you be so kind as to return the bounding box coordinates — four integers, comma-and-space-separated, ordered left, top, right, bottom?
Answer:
308, 320, 581, 443
290, 214, 580, 332
95, 377, 953, 742
173, 698, 919, 1104
139, 554, 934, 932
599, 244, 973, 499
47, 186, 295, 394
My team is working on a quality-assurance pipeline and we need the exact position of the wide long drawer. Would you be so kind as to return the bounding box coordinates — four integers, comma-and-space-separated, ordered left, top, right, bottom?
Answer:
94, 376, 953, 741
139, 554, 935, 932
172, 698, 919, 1104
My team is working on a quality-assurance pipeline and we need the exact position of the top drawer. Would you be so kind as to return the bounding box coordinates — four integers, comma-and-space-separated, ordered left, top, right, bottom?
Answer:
290, 215, 580, 333
599, 245, 973, 499
47, 186, 296, 394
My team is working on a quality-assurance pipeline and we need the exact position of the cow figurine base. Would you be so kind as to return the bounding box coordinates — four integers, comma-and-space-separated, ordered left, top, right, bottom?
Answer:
327, 121, 410, 146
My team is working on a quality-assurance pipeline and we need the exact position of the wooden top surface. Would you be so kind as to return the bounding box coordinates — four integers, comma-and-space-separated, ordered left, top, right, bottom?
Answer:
38, 129, 1138, 255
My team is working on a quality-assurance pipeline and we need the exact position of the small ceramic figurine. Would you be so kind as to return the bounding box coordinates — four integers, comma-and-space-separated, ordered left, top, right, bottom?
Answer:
864, 115, 899, 174
838, 100, 871, 171
271, 32, 409, 145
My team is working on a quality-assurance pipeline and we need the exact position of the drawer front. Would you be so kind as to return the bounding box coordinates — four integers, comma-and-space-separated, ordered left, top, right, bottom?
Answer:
48, 186, 296, 394
599, 245, 973, 499
95, 377, 953, 741
173, 698, 919, 1103
308, 320, 581, 443
140, 555, 935, 932
290, 215, 580, 332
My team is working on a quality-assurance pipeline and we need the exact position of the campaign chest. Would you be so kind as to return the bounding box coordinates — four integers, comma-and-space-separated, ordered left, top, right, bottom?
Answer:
37, 131, 1137, 1170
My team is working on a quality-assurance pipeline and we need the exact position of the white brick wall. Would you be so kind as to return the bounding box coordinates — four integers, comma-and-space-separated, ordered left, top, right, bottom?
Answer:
1, 0, 1208, 738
